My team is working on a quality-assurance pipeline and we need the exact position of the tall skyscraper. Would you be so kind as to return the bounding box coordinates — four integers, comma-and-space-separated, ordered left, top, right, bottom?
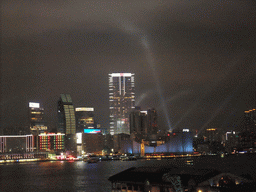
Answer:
130, 107, 157, 141
244, 109, 256, 132
57, 94, 76, 134
75, 107, 95, 132
239, 109, 256, 149
109, 73, 135, 135
28, 102, 47, 134
147, 108, 158, 135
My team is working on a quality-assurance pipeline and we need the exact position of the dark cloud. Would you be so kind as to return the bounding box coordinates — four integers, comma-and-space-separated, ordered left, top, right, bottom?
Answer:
1, 0, 256, 133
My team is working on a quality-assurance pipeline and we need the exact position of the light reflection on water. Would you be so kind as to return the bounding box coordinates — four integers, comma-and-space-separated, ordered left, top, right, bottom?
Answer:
0, 155, 255, 192
0, 160, 150, 192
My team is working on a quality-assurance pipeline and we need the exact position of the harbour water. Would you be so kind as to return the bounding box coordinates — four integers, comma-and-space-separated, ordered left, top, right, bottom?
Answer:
0, 155, 255, 192
0, 159, 151, 192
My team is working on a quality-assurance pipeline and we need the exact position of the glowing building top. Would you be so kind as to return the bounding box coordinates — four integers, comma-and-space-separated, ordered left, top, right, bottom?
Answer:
109, 73, 135, 135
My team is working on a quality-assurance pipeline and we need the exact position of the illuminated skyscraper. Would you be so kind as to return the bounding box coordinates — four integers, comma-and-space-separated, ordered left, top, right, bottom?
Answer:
57, 94, 76, 134
28, 102, 47, 134
75, 107, 95, 132
109, 73, 135, 135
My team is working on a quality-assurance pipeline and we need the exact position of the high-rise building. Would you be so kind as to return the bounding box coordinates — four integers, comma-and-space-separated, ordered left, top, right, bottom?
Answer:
75, 107, 95, 132
130, 107, 157, 141
28, 102, 47, 134
57, 94, 76, 134
130, 107, 147, 138
109, 73, 135, 135
244, 109, 256, 132
238, 109, 256, 151
147, 108, 158, 135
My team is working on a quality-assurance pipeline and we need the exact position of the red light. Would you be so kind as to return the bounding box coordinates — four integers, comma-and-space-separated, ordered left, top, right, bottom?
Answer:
167, 134, 170, 136
173, 133, 176, 136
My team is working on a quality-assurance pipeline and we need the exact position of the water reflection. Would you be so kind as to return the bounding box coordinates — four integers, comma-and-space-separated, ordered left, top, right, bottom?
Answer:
0, 155, 255, 192
0, 160, 143, 192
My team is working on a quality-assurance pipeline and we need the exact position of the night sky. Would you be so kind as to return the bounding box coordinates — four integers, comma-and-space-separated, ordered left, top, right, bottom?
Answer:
1, 0, 256, 134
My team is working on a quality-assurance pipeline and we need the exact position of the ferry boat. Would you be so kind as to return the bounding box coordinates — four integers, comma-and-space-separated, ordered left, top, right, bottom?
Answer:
84, 155, 99, 163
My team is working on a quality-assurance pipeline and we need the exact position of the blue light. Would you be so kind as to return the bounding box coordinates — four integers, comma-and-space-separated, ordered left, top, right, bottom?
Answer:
83, 129, 101, 134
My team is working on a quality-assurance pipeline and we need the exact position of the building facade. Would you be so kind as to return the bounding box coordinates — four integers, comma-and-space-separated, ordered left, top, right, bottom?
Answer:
38, 133, 65, 152
0, 135, 34, 153
57, 94, 76, 134
147, 108, 158, 136
225, 131, 239, 153
109, 73, 135, 135
75, 107, 95, 132
28, 102, 47, 134
244, 109, 256, 132
130, 107, 157, 142
238, 109, 256, 152
130, 107, 146, 136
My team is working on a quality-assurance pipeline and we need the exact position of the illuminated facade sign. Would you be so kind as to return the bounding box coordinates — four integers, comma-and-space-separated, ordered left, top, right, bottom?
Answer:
75, 107, 94, 112
0, 135, 34, 153
38, 133, 65, 151
76, 133, 82, 144
109, 73, 135, 135
30, 125, 48, 131
84, 129, 101, 134
110, 73, 133, 77
29, 102, 40, 108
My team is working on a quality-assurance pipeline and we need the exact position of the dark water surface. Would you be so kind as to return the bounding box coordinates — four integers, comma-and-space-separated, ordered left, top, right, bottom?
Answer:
0, 159, 156, 192
0, 155, 256, 192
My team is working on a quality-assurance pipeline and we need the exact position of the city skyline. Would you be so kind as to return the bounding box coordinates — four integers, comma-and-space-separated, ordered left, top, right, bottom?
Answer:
1, 0, 256, 134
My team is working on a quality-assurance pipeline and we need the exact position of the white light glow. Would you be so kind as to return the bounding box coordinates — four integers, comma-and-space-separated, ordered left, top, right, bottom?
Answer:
75, 107, 94, 111
39, 133, 65, 136
109, 73, 133, 77
0, 135, 33, 138
76, 133, 82, 144
29, 102, 40, 108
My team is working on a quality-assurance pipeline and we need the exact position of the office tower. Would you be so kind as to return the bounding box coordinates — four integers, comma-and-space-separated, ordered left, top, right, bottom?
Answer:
244, 109, 256, 132
57, 94, 76, 134
130, 107, 157, 141
28, 102, 47, 134
109, 73, 135, 135
203, 128, 223, 143
130, 107, 147, 138
239, 109, 256, 150
75, 107, 95, 132
225, 131, 239, 153
147, 108, 158, 135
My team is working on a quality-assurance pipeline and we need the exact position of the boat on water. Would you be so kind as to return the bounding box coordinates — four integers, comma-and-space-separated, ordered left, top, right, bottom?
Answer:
120, 154, 137, 161
84, 155, 99, 163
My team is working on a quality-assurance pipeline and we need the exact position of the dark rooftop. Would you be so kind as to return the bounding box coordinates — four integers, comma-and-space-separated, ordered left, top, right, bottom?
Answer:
108, 166, 221, 186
